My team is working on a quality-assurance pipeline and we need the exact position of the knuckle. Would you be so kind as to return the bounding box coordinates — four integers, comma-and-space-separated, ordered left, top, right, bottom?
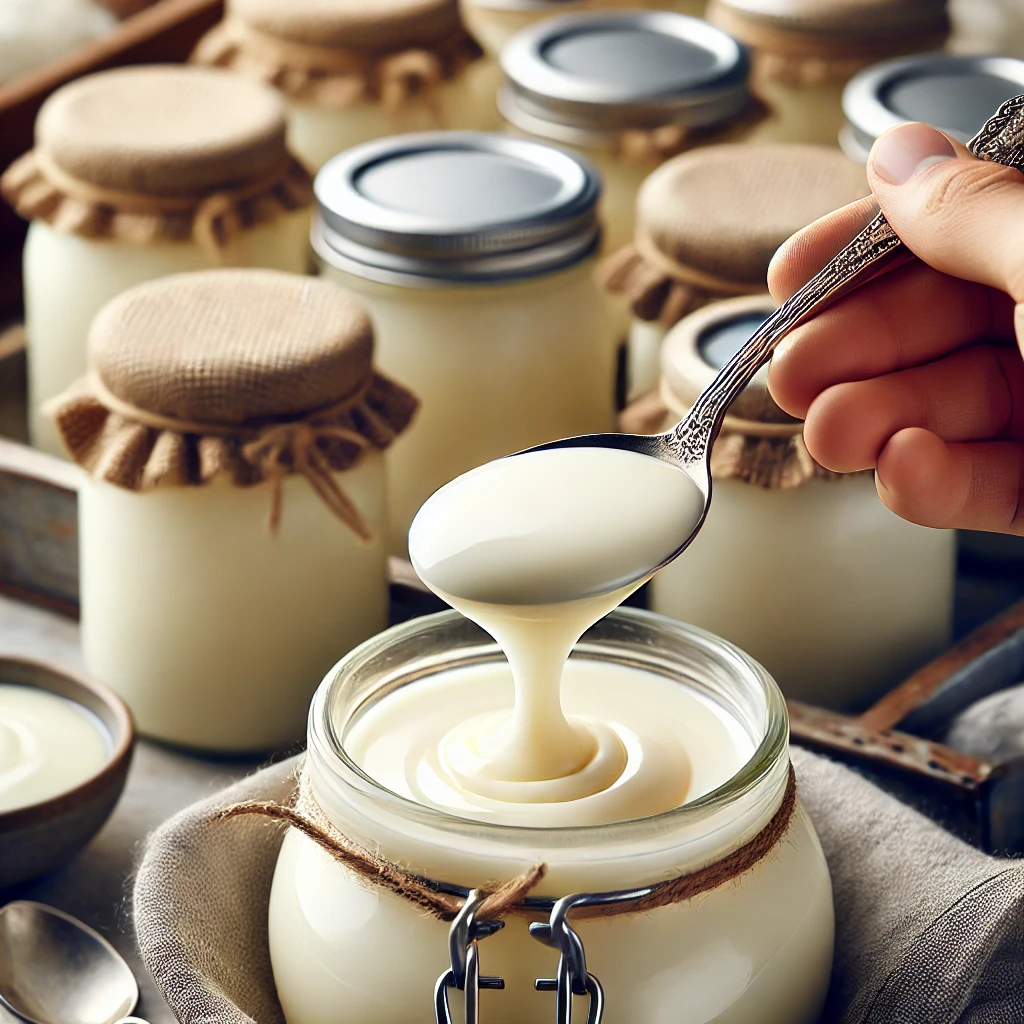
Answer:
923, 163, 1023, 218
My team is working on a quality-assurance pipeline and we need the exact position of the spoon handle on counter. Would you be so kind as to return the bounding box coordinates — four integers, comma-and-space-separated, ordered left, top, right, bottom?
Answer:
668, 91, 1024, 470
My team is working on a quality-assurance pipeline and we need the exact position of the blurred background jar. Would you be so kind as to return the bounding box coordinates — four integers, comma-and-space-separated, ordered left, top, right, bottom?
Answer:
840, 53, 1024, 163
950, 0, 1024, 58
498, 10, 763, 257
706, 0, 951, 146
53, 269, 418, 753
192, 0, 488, 171
313, 131, 616, 555
0, 65, 313, 457
602, 142, 866, 403
622, 295, 956, 710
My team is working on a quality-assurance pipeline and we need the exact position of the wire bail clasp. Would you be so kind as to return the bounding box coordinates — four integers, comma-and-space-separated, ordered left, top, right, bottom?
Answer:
530, 894, 606, 1024
435, 889, 506, 1024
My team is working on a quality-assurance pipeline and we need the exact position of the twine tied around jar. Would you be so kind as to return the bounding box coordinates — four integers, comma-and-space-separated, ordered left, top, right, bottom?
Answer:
0, 149, 313, 257
192, 17, 482, 113
214, 760, 798, 923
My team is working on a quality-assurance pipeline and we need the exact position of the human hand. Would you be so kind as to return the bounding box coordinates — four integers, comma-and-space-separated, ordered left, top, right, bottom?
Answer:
767, 121, 1024, 534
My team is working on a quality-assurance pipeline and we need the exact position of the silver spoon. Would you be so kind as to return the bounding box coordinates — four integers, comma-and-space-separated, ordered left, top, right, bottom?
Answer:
529, 93, 1024, 585
0, 902, 149, 1024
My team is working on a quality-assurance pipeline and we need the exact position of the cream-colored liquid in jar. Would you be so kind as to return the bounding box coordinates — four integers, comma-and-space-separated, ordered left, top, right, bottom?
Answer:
0, 685, 109, 812
407, 446, 707, 824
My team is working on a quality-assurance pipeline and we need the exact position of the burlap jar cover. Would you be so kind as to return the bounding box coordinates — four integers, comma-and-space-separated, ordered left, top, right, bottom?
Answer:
192, 0, 483, 112
621, 294, 865, 490
0, 66, 313, 258
706, 0, 950, 87
601, 143, 868, 330
50, 269, 418, 539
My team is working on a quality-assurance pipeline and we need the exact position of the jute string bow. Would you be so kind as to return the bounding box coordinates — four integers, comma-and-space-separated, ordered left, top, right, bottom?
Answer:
83, 373, 382, 540
215, 762, 798, 923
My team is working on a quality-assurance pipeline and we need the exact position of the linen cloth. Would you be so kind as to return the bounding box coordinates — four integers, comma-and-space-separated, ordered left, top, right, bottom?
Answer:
133, 748, 1024, 1024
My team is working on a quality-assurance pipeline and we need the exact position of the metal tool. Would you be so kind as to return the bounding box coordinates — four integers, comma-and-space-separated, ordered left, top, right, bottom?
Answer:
525, 93, 1024, 593
0, 902, 150, 1024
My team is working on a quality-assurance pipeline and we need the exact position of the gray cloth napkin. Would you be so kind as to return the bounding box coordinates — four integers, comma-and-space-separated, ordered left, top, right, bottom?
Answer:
133, 750, 1024, 1024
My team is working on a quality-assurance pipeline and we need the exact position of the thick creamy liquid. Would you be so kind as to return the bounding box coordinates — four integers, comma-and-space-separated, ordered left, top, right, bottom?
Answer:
407, 446, 706, 823
0, 685, 109, 812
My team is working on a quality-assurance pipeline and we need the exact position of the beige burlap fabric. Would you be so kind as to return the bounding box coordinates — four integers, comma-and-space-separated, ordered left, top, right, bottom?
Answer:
51, 270, 417, 536
0, 66, 312, 248
192, 0, 481, 109
132, 747, 1024, 1023
601, 144, 867, 327
706, 0, 949, 86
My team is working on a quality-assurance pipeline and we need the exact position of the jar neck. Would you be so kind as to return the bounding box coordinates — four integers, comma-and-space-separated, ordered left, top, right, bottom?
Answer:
306, 609, 790, 896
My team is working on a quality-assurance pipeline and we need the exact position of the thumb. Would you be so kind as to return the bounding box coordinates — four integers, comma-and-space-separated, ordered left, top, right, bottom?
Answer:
869, 121, 1024, 302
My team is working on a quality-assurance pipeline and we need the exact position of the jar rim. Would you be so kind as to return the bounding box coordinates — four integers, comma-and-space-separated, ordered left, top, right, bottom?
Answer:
307, 607, 789, 844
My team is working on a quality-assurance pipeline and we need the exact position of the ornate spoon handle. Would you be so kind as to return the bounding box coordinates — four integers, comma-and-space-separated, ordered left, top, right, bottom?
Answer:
670, 93, 1024, 468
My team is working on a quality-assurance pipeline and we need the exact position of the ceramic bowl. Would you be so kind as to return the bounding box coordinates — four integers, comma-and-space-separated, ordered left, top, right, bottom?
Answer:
0, 657, 134, 888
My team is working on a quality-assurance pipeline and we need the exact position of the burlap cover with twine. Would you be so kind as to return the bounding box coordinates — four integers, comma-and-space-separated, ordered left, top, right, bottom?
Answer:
51, 269, 418, 540
0, 66, 313, 256
192, 0, 482, 111
600, 143, 868, 328
705, 0, 950, 87
132, 747, 1024, 1023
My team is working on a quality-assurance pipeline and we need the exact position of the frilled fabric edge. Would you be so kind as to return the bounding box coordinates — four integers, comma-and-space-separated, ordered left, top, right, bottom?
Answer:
51, 371, 418, 493
0, 151, 314, 247
599, 244, 759, 327
192, 21, 483, 109
619, 387, 865, 490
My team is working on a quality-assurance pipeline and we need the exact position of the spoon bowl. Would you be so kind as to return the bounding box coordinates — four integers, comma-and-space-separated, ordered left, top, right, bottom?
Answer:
0, 902, 139, 1024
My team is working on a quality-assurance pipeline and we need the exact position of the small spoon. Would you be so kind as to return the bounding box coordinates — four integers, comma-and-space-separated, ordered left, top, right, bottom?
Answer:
0, 902, 149, 1024
526, 92, 1024, 586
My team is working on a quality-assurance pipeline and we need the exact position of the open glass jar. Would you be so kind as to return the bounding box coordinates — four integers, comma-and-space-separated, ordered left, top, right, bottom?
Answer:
624, 295, 956, 710
498, 11, 761, 257
269, 609, 834, 1024
840, 53, 1024, 163
601, 143, 867, 403
192, 0, 488, 171
0, 65, 314, 457
54, 269, 418, 753
706, 0, 950, 146
313, 132, 617, 554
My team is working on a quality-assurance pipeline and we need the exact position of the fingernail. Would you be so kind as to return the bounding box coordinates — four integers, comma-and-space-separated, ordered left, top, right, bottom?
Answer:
871, 123, 957, 185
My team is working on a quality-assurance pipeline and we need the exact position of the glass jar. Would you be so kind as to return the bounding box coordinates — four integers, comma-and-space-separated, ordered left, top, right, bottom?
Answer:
1, 65, 314, 457
635, 295, 956, 710
840, 54, 1024, 163
706, 0, 951, 146
601, 143, 867, 403
313, 132, 617, 554
192, 0, 489, 172
498, 11, 760, 257
268, 609, 834, 1024
57, 270, 418, 753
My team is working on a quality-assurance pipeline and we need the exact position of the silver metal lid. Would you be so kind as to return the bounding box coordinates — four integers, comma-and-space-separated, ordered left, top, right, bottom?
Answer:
499, 11, 750, 146
312, 131, 601, 286
841, 54, 1024, 163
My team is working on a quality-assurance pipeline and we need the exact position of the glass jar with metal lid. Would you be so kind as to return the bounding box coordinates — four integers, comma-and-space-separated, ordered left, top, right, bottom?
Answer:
51, 269, 418, 753
841, 54, 1024, 163
313, 131, 617, 555
621, 294, 955, 710
0, 65, 314, 457
268, 609, 833, 1024
192, 0, 487, 172
601, 143, 867, 403
498, 11, 763, 256
706, 0, 951, 146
